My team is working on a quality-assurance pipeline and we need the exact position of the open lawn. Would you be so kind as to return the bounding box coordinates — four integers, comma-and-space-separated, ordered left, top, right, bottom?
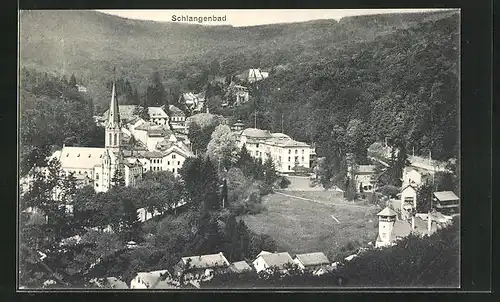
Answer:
242, 191, 381, 259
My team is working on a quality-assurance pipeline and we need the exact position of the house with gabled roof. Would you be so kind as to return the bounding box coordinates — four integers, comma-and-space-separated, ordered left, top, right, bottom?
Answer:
252, 251, 295, 273
173, 252, 231, 281
293, 252, 330, 274
229, 261, 253, 274
130, 270, 177, 289
433, 191, 459, 216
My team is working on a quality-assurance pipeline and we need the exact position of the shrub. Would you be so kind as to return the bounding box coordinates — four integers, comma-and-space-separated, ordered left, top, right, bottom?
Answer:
279, 176, 291, 189
378, 185, 400, 198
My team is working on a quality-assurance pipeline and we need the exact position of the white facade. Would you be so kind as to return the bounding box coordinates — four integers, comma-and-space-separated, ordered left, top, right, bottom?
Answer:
401, 185, 417, 219
238, 129, 313, 173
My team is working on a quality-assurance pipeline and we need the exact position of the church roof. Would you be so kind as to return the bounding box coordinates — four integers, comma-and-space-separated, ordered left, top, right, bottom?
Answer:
58, 147, 105, 169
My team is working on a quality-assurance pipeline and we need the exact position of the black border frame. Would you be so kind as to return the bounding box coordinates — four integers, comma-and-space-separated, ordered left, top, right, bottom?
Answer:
4, 0, 493, 300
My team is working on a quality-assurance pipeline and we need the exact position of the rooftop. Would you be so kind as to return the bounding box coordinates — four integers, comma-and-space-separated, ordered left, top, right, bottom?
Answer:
433, 191, 459, 201
377, 207, 397, 217
148, 107, 169, 118
241, 128, 272, 138
181, 252, 230, 270
57, 146, 105, 169
294, 252, 330, 267
258, 252, 294, 268
135, 270, 171, 288
229, 261, 253, 273
357, 165, 377, 174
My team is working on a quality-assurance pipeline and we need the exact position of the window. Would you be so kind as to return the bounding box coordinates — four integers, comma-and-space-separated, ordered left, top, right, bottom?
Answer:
114, 133, 117, 146
256, 143, 259, 148
178, 161, 180, 166
96, 183, 99, 187
301, 156, 304, 162
288, 157, 291, 162
288, 149, 291, 154
172, 168, 175, 172
302, 149, 304, 154
295, 150, 298, 154
168, 161, 170, 165
172, 154, 176, 159
295, 156, 298, 162
279, 156, 282, 161
109, 133, 112, 145
288, 165, 291, 170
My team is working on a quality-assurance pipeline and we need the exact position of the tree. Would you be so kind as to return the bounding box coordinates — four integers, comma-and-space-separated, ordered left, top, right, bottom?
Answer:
69, 74, 77, 89
111, 168, 126, 188
263, 156, 279, 188
416, 181, 434, 213
207, 124, 238, 170
201, 158, 221, 212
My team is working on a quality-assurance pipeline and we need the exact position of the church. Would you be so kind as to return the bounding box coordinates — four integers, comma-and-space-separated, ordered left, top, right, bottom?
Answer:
48, 81, 194, 193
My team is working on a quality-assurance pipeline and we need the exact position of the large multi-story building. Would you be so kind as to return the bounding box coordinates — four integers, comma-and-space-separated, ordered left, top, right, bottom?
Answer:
237, 128, 314, 173
46, 81, 194, 193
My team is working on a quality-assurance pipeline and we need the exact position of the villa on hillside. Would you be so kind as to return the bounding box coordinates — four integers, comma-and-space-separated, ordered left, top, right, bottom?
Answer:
236, 128, 314, 173
349, 165, 377, 193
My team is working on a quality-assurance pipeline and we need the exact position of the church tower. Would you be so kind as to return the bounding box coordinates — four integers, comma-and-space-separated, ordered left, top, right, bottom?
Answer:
105, 82, 121, 152
376, 207, 397, 246
104, 80, 124, 189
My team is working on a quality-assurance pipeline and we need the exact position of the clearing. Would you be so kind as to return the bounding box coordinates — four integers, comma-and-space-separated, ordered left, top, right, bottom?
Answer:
242, 190, 380, 258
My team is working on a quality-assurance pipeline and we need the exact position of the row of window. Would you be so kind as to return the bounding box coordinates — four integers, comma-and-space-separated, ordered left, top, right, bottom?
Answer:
151, 155, 177, 164
146, 167, 179, 173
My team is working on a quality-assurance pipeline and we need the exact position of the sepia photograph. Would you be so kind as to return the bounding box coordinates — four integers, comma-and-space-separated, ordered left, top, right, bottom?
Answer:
18, 8, 460, 290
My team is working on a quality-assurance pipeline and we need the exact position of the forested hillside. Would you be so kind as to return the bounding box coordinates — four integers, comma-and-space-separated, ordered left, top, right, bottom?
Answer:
19, 10, 459, 182
20, 10, 456, 112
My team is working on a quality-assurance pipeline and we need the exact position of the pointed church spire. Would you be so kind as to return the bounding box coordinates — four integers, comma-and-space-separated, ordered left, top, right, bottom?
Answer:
107, 74, 120, 128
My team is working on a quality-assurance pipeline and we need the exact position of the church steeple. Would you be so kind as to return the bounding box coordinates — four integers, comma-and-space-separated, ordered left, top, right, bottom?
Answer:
105, 78, 122, 152
107, 81, 120, 128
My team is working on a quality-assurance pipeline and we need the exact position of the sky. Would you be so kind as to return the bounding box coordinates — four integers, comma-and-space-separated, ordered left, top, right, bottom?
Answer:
96, 9, 450, 27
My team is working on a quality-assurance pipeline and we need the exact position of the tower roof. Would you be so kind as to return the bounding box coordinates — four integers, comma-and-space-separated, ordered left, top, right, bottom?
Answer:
377, 207, 397, 217
107, 82, 120, 127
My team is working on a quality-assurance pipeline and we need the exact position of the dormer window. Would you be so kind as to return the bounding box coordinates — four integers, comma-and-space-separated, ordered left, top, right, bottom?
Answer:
88, 154, 91, 158
66, 153, 69, 157
77, 154, 80, 157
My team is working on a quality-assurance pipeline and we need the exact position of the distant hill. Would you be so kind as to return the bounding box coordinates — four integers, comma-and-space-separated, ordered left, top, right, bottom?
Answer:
20, 10, 455, 112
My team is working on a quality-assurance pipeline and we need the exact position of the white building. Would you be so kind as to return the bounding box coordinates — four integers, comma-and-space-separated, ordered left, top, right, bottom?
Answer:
130, 270, 175, 289
180, 92, 205, 112
252, 251, 294, 273
46, 81, 194, 193
238, 128, 314, 173
402, 166, 430, 188
47, 82, 143, 193
173, 252, 230, 281
147, 107, 169, 125
401, 185, 418, 219
293, 252, 330, 274
238, 68, 269, 83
